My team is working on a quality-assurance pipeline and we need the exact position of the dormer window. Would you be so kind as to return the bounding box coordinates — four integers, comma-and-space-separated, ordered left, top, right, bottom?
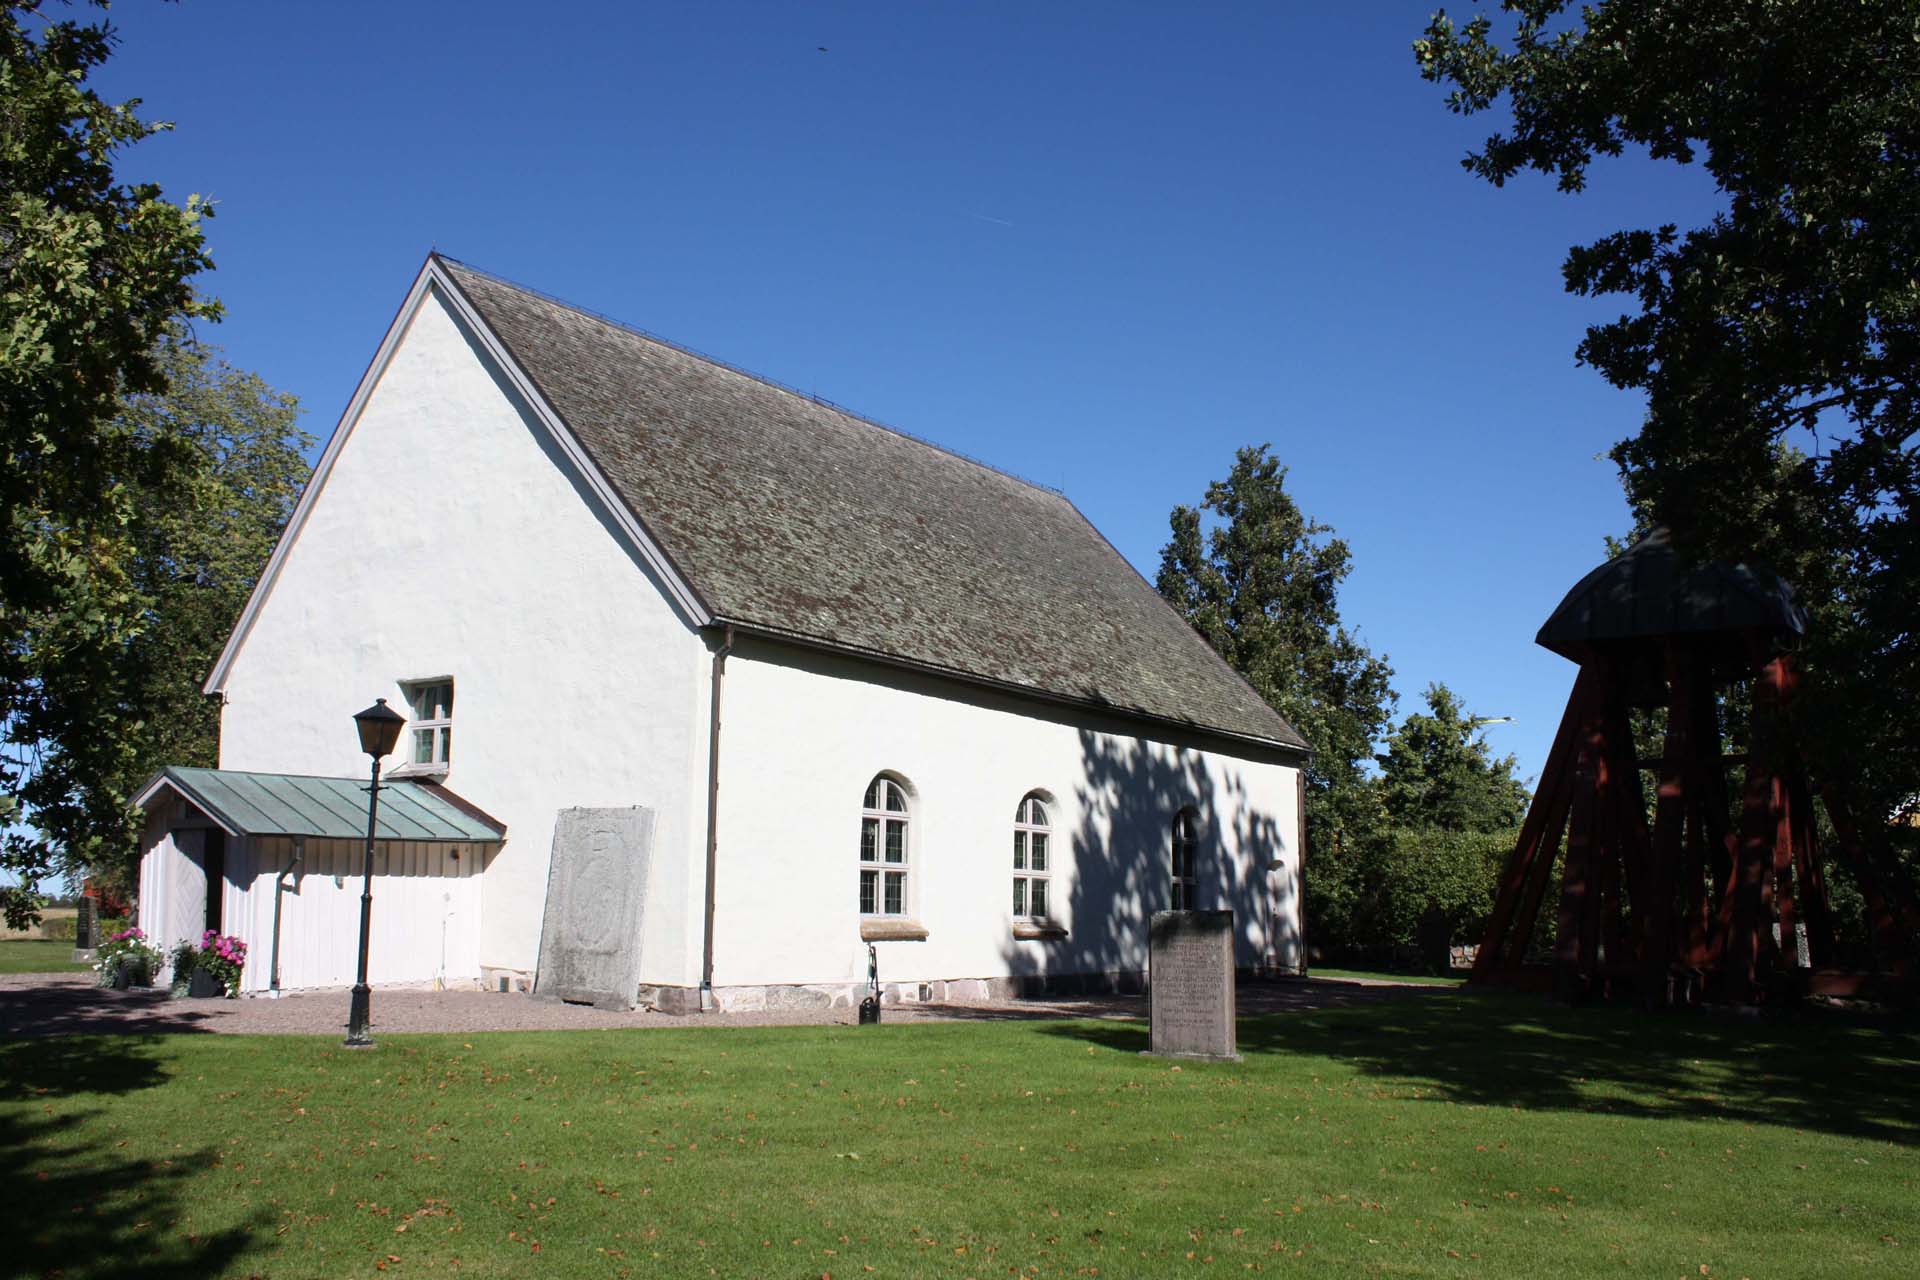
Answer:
403, 678, 453, 770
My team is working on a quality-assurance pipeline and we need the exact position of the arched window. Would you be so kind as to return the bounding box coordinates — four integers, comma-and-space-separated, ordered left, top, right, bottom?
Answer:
1012, 794, 1051, 920
1171, 808, 1199, 909
860, 775, 910, 916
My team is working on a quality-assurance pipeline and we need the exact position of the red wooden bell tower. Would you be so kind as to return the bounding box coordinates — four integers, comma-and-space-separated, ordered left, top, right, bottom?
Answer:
1470, 530, 1918, 1004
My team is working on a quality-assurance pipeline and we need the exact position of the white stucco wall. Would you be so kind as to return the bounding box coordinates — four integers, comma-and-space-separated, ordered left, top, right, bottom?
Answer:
216, 284, 709, 986
710, 638, 1303, 994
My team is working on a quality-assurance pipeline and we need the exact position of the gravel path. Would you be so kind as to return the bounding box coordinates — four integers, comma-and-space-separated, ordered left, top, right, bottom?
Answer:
0, 971, 1452, 1039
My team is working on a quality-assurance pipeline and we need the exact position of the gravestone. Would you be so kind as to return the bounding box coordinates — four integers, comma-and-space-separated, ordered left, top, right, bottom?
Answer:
1147, 909, 1240, 1062
533, 806, 655, 1010
72, 896, 98, 963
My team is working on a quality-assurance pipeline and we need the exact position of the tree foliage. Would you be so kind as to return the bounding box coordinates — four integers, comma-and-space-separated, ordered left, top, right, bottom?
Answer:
9, 342, 304, 910
1309, 826, 1513, 969
1156, 445, 1397, 858
1376, 682, 1531, 833
1415, 0, 1920, 818
2, 1, 220, 925
1155, 450, 1536, 966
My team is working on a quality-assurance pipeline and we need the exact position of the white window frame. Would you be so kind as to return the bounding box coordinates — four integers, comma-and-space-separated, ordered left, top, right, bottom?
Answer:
1012, 794, 1053, 921
859, 775, 911, 917
400, 677, 454, 773
1171, 807, 1199, 910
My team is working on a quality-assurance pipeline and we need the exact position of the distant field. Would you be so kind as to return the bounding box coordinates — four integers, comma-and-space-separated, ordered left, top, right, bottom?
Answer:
0, 939, 90, 975
0, 906, 76, 943
3, 991, 1912, 1278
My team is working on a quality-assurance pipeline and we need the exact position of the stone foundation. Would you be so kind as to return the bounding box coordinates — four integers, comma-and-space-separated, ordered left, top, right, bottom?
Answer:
628, 969, 1154, 1015
481, 967, 534, 994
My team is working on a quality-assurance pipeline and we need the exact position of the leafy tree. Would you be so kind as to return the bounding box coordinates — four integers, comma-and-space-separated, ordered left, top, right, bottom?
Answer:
1310, 827, 1513, 969
2, 1, 219, 925
10, 342, 304, 906
1376, 683, 1531, 833
1156, 445, 1397, 861
1414, 0, 1919, 820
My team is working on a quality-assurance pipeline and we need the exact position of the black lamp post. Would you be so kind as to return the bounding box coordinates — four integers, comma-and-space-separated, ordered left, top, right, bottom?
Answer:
345, 697, 405, 1048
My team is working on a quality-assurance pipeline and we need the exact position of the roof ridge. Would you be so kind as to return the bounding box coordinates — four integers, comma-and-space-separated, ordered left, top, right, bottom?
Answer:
172, 764, 441, 787
433, 254, 1069, 501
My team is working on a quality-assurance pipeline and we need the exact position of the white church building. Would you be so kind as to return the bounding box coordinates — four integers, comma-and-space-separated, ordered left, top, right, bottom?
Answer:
136, 255, 1308, 1010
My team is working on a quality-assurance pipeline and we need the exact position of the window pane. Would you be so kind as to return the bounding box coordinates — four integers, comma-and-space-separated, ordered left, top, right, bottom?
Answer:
860, 869, 877, 914
438, 726, 451, 763
413, 728, 434, 765
439, 682, 453, 716
1013, 830, 1026, 870
864, 778, 881, 810
1029, 798, 1048, 827
861, 818, 877, 863
884, 872, 904, 914
1172, 882, 1186, 910
885, 782, 907, 813
1032, 879, 1048, 918
884, 821, 905, 863
1032, 832, 1047, 872
1013, 878, 1027, 915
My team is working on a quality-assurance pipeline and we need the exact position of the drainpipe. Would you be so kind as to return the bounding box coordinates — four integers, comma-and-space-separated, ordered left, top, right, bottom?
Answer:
270, 836, 305, 996
700, 624, 735, 1009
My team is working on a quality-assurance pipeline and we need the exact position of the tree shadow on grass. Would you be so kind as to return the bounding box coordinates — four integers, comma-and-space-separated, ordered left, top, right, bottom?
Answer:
0, 979, 224, 1038
1041, 988, 1920, 1146
0, 1038, 265, 1279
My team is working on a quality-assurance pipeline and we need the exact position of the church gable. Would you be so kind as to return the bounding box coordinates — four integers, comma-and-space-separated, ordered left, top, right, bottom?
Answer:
213, 254, 1304, 755
205, 260, 710, 697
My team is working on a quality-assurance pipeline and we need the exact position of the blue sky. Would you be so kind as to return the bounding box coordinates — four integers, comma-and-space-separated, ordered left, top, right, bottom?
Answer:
92, 0, 1723, 785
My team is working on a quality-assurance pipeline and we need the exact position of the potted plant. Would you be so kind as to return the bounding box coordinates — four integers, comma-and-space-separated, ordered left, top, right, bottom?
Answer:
93, 928, 163, 989
190, 930, 248, 998
169, 941, 201, 998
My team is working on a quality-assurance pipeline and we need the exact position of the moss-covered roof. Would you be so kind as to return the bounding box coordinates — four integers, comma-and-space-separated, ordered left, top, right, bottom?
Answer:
440, 258, 1306, 753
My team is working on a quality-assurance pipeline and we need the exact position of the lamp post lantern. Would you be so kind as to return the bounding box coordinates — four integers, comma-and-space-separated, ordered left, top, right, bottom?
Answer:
345, 697, 405, 1048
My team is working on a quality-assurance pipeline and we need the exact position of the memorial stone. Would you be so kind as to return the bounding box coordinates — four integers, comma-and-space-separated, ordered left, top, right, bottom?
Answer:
72, 895, 98, 963
1147, 909, 1239, 1062
533, 806, 655, 1010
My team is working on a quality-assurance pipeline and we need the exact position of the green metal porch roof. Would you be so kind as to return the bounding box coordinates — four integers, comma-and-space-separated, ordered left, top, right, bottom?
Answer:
136, 767, 507, 844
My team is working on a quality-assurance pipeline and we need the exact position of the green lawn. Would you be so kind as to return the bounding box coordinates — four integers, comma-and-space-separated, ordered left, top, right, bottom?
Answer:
3, 995, 1914, 1279
0, 939, 91, 974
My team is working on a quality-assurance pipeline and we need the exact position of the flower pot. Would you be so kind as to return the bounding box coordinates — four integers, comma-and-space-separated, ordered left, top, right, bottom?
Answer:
188, 967, 223, 998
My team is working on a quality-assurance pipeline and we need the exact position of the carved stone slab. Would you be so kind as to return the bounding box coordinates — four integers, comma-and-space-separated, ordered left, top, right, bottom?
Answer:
1147, 910, 1240, 1062
533, 806, 655, 1010
72, 895, 99, 963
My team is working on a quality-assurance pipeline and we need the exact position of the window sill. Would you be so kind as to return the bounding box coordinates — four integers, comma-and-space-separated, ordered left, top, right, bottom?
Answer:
385, 763, 450, 782
1012, 920, 1068, 941
860, 918, 929, 942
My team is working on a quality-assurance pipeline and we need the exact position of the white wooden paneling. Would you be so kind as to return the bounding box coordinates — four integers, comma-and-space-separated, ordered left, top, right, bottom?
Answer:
241, 836, 486, 993
163, 830, 207, 955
